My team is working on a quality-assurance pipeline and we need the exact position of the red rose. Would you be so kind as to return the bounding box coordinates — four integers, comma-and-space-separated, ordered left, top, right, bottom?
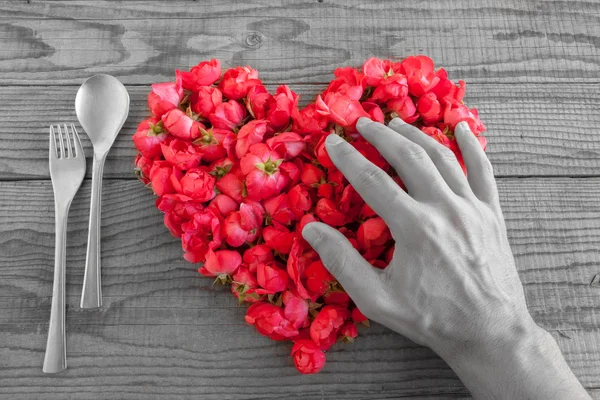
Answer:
215, 171, 245, 203
417, 92, 442, 124
240, 144, 288, 201
235, 119, 271, 158
388, 96, 418, 123
361, 102, 385, 124
288, 184, 313, 219
134, 154, 154, 184
246, 85, 271, 119
362, 57, 394, 86
292, 104, 329, 134
147, 76, 184, 118
243, 245, 275, 273
208, 194, 238, 218
352, 137, 389, 170
222, 206, 260, 247
370, 74, 408, 103
304, 261, 334, 296
162, 108, 203, 141
172, 167, 216, 202
323, 66, 365, 100
443, 99, 486, 135
245, 302, 299, 340
266, 85, 299, 128
300, 163, 325, 186
231, 266, 262, 303
422, 126, 453, 148
190, 86, 222, 118
192, 127, 230, 163
291, 339, 326, 374
357, 217, 391, 251
133, 117, 168, 158
209, 100, 246, 130
400, 55, 444, 96
314, 134, 335, 168
263, 194, 295, 225
323, 290, 350, 307
176, 59, 221, 91
256, 261, 289, 293
199, 248, 242, 278
351, 307, 368, 324
263, 223, 295, 254
149, 161, 176, 196
180, 209, 222, 262
283, 291, 310, 329
287, 238, 318, 300
316, 92, 369, 130
219, 66, 262, 100
309, 305, 350, 350
338, 321, 358, 342
266, 132, 305, 159
315, 198, 346, 226
161, 138, 202, 170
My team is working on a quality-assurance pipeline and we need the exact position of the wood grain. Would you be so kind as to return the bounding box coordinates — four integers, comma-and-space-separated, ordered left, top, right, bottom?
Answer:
1, 177, 599, 399
1, 83, 600, 180
1, 0, 600, 85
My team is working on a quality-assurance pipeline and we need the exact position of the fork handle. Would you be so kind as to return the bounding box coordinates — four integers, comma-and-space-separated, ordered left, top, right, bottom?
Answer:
81, 152, 106, 309
44, 201, 69, 373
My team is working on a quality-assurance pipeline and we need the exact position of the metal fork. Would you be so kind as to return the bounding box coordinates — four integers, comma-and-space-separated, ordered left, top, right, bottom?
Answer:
44, 124, 86, 373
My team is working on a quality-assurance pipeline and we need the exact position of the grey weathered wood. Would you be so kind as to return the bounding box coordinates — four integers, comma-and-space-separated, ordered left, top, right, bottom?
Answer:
0, 178, 599, 399
1, 0, 600, 85
1, 83, 600, 180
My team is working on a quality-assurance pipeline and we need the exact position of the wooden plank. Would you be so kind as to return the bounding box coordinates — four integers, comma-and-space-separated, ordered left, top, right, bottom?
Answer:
1, 83, 600, 180
0, 177, 599, 398
1, 0, 600, 84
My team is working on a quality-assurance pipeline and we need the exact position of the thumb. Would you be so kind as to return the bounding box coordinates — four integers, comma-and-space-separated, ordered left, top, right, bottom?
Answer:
302, 222, 382, 300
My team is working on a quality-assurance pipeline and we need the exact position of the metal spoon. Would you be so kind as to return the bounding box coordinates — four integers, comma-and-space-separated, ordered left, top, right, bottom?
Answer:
75, 74, 130, 309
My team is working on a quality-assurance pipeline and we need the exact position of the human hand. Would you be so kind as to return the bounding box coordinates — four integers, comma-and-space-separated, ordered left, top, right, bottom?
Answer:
302, 118, 590, 399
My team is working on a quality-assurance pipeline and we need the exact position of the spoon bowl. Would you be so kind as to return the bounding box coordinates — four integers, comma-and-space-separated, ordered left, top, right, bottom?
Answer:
75, 74, 130, 154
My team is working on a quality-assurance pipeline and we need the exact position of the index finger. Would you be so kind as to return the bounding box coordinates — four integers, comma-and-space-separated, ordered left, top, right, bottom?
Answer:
325, 134, 418, 223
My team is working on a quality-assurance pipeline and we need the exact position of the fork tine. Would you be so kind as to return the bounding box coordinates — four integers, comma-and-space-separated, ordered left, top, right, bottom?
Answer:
56, 125, 65, 159
63, 124, 73, 158
49, 126, 58, 159
71, 124, 84, 158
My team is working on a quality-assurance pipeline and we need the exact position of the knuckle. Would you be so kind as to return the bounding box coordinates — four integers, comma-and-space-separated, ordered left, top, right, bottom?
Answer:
398, 144, 428, 162
356, 166, 386, 189
431, 145, 457, 164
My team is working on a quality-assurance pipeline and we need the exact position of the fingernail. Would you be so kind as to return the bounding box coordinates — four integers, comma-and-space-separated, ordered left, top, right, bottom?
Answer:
302, 223, 320, 244
389, 117, 406, 128
325, 133, 344, 147
356, 117, 372, 129
456, 121, 470, 134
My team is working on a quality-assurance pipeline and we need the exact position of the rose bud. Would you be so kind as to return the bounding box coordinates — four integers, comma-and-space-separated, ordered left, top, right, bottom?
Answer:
338, 321, 358, 343
171, 167, 217, 202
175, 59, 221, 91
288, 184, 313, 219
215, 172, 245, 203
160, 138, 202, 170
323, 290, 350, 307
370, 74, 408, 103
287, 238, 319, 300
357, 217, 391, 251
387, 96, 418, 123
190, 86, 222, 118
323, 66, 365, 101
264, 194, 295, 226
244, 302, 299, 340
149, 161, 176, 196
351, 307, 369, 325
192, 127, 229, 163
243, 245, 275, 273
240, 144, 288, 201
283, 291, 310, 329
133, 117, 168, 158
266, 132, 305, 159
400, 55, 445, 96
239, 200, 264, 242
219, 66, 262, 100
279, 160, 302, 190
246, 85, 271, 119
161, 108, 203, 141
362, 57, 394, 86
147, 76, 184, 118
208, 194, 238, 218
315, 92, 369, 131
300, 163, 325, 186
231, 266, 262, 303
295, 214, 318, 237
417, 92, 442, 124
180, 209, 223, 263
304, 261, 334, 296
315, 198, 346, 226
235, 119, 271, 159
291, 339, 326, 374
209, 100, 247, 130
361, 102, 385, 124
256, 261, 289, 294
314, 134, 336, 169
292, 104, 329, 134
199, 248, 242, 281
266, 85, 298, 128
443, 99, 486, 135
309, 305, 350, 350
134, 154, 154, 184
263, 224, 295, 255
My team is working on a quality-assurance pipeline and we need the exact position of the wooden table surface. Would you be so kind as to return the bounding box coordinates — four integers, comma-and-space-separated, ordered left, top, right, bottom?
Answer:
2, 1, 600, 398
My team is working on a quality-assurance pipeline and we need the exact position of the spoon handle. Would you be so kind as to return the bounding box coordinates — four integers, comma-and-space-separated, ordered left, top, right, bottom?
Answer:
81, 152, 106, 309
